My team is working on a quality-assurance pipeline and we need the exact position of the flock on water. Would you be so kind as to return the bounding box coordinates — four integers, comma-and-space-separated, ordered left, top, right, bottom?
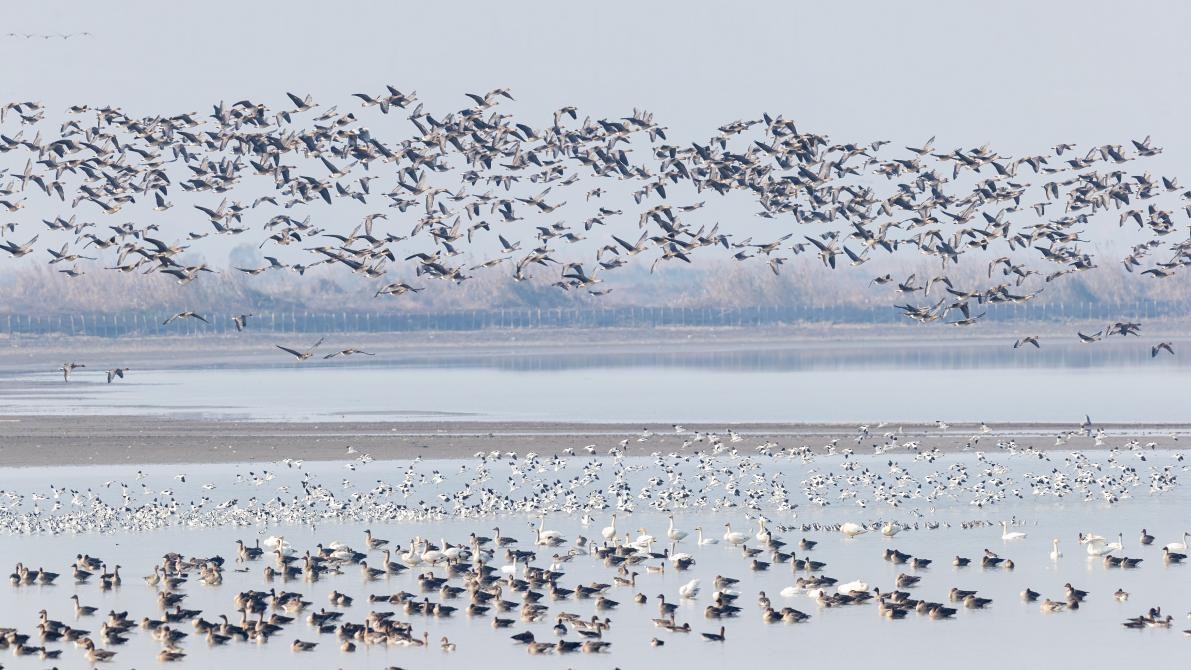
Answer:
0, 88, 1186, 359
2, 420, 1189, 664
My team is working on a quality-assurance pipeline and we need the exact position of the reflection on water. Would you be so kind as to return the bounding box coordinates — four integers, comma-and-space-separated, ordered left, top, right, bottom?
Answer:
0, 453, 1188, 670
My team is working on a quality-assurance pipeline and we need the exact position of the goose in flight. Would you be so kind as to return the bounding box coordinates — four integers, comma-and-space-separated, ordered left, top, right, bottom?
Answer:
0, 234, 37, 257
59, 362, 84, 382
1013, 336, 1040, 349
232, 314, 253, 332
162, 311, 209, 325
1152, 342, 1174, 357
105, 368, 129, 383
323, 348, 375, 359
276, 337, 325, 361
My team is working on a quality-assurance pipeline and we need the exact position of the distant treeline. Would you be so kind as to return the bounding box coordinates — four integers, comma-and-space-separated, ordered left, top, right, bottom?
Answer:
1, 255, 1188, 324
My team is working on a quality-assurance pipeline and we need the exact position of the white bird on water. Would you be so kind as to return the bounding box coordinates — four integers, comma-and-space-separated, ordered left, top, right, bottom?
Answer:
678, 579, 701, 599
722, 523, 747, 545
666, 515, 688, 543
1001, 521, 1027, 541
1049, 538, 1062, 561
1164, 531, 1190, 552
840, 522, 867, 538
601, 514, 617, 543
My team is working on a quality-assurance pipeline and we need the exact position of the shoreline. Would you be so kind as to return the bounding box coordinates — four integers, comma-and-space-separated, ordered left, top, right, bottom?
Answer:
0, 414, 1185, 468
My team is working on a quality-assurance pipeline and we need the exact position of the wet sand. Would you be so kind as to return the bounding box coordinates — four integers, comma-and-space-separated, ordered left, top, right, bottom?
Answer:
0, 414, 1185, 467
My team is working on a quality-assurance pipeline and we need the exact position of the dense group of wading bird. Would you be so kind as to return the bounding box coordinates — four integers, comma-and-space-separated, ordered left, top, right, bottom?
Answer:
0, 88, 1186, 355
1, 421, 1189, 664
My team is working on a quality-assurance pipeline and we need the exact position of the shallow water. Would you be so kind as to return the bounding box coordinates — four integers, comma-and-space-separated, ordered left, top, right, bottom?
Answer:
0, 450, 1188, 669
2, 361, 1190, 423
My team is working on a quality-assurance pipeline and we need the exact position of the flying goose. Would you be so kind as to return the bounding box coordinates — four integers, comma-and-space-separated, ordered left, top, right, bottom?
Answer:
276, 337, 325, 361
323, 348, 375, 359
59, 362, 84, 382
162, 311, 209, 325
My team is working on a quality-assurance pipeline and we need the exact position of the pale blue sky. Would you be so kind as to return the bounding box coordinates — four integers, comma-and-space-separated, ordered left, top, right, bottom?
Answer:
4, 0, 1185, 152
1, 0, 1187, 277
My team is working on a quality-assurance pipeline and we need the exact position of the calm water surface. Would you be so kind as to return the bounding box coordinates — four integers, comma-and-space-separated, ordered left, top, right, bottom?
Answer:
1, 362, 1188, 423
0, 453, 1188, 670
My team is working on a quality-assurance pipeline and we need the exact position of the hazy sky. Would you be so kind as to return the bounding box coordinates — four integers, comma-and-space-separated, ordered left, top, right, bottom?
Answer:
2, 1, 1189, 276
4, 0, 1186, 150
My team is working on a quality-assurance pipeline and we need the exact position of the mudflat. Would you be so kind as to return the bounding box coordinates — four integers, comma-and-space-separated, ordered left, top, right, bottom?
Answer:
0, 414, 1184, 467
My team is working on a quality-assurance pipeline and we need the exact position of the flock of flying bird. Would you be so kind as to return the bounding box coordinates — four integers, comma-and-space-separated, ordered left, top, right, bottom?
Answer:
0, 88, 1187, 357
1, 421, 1189, 664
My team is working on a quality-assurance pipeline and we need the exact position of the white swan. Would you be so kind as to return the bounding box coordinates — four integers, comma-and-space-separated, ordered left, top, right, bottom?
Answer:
399, 543, 421, 566
440, 539, 464, 562
633, 528, 656, 551
667, 515, 688, 543
669, 551, 693, 565
880, 522, 900, 537
1001, 521, 1027, 541
678, 579, 701, 599
837, 579, 869, 594
1103, 533, 1124, 553
1049, 538, 1062, 561
1085, 538, 1115, 556
420, 539, 443, 565
778, 585, 801, 598
840, 522, 867, 538
601, 515, 617, 543
1079, 531, 1105, 545
722, 523, 747, 545
1164, 531, 1190, 552
695, 527, 718, 546
755, 517, 771, 543
536, 515, 564, 544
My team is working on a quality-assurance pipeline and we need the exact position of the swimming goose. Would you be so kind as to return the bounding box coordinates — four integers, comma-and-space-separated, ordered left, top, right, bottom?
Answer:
1163, 547, 1186, 563
72, 594, 98, 617
701, 625, 726, 642
1139, 529, 1155, 545
364, 529, 388, 549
